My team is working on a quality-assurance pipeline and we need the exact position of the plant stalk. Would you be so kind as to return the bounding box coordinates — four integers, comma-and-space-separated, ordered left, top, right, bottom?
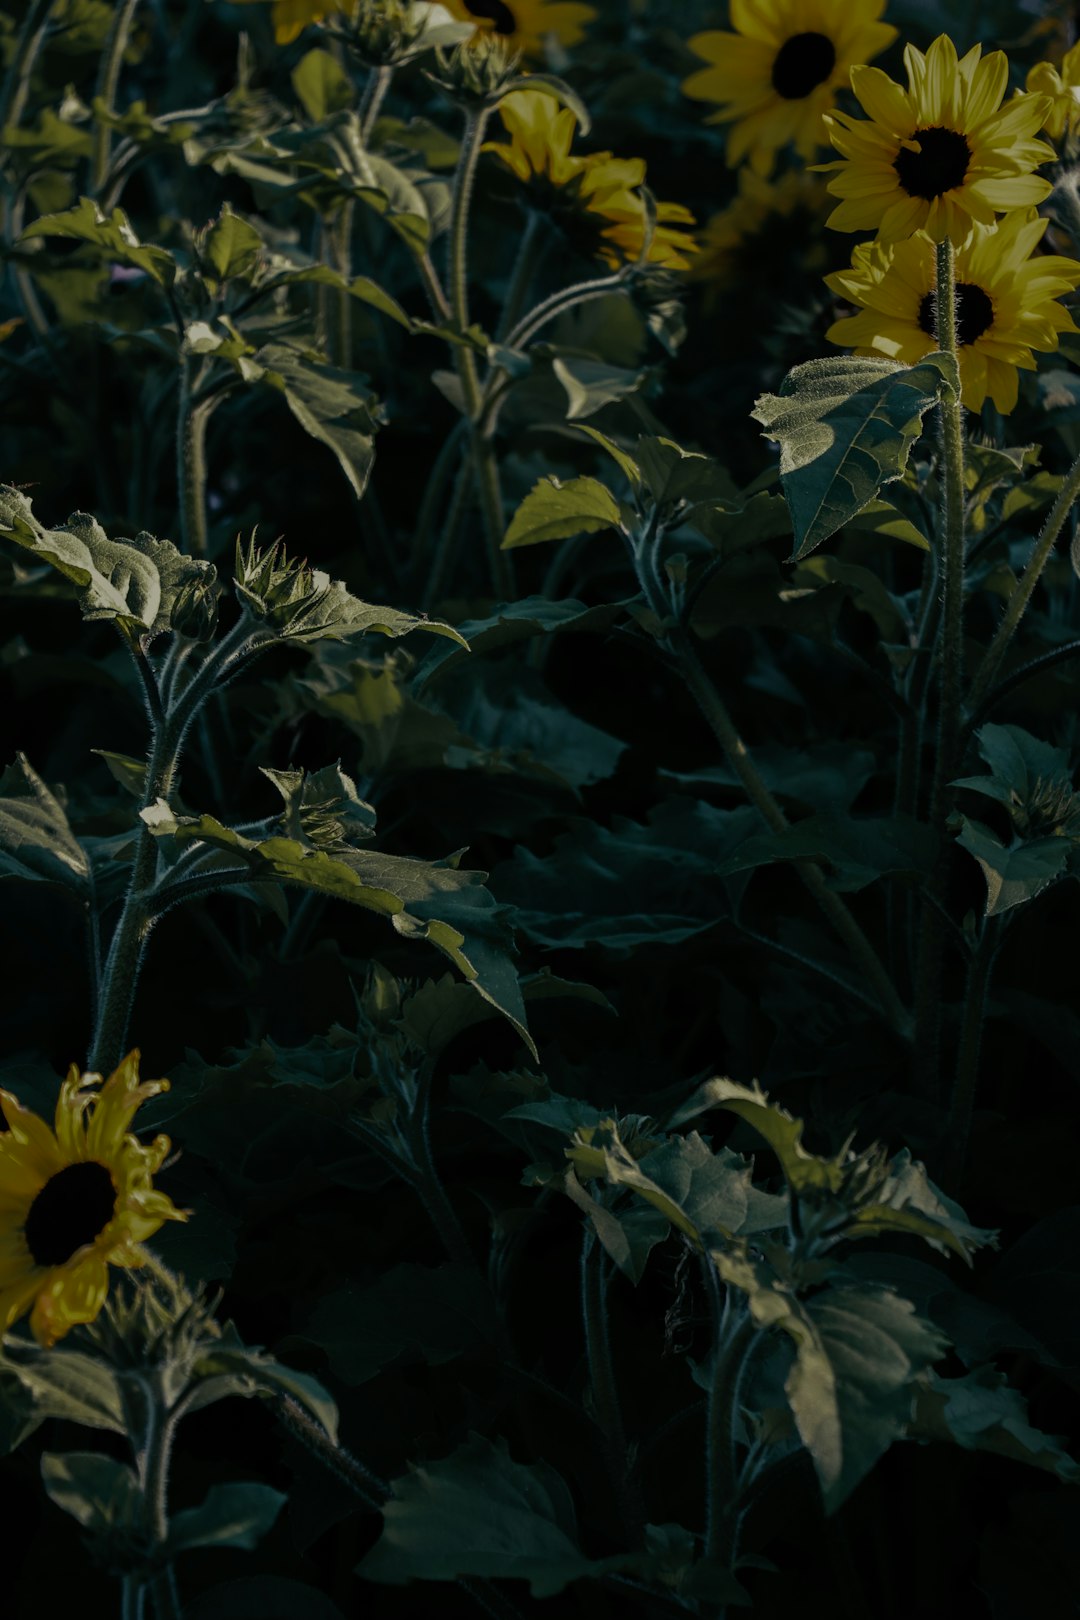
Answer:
581, 1230, 644, 1548
702, 1262, 756, 1568
177, 356, 211, 557
943, 918, 1001, 1185
0, 0, 54, 134
359, 64, 392, 142
91, 0, 141, 192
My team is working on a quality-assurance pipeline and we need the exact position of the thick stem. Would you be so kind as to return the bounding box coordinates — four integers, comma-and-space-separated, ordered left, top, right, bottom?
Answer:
176, 356, 210, 557
930, 236, 966, 823
497, 210, 544, 341
581, 1230, 644, 1547
90, 0, 141, 192
359, 63, 392, 142
943, 919, 1000, 1186
273, 1394, 388, 1509
504, 268, 628, 351
671, 627, 909, 1036
326, 203, 354, 368
968, 447, 1080, 709
702, 1262, 756, 1569
421, 437, 473, 609
0, 0, 54, 133
134, 1376, 182, 1620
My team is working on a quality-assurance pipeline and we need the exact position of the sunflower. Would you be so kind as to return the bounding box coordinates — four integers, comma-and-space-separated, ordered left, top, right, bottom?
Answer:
819, 34, 1055, 244
485, 90, 697, 269
824, 209, 1080, 413
233, 0, 348, 46
444, 0, 594, 58
1027, 43, 1080, 142
691, 165, 830, 305
0, 1052, 186, 1347
682, 0, 896, 177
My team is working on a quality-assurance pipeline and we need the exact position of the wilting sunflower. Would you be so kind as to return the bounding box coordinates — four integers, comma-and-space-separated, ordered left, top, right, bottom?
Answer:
0, 1052, 186, 1347
824, 209, 1080, 413
233, 0, 348, 46
692, 166, 830, 306
485, 90, 697, 269
1027, 43, 1080, 142
820, 34, 1055, 243
444, 0, 594, 57
682, 0, 896, 177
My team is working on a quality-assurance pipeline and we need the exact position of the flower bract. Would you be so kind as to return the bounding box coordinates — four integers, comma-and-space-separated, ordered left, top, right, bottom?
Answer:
1027, 42, 1080, 141
824, 210, 1080, 413
444, 0, 595, 57
485, 89, 697, 268
234, 0, 348, 46
820, 34, 1055, 243
0, 1052, 186, 1347
682, 0, 896, 177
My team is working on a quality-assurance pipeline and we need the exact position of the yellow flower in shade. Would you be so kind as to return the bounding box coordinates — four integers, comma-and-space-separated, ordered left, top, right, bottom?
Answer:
824, 210, 1080, 413
232, 0, 349, 46
682, 0, 896, 177
485, 90, 697, 268
691, 166, 829, 304
819, 34, 1056, 244
0, 1053, 186, 1347
444, 0, 594, 58
1027, 43, 1080, 141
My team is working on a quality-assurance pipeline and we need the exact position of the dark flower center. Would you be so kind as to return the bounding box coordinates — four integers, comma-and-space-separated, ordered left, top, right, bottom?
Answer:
464, 0, 517, 34
24, 1161, 116, 1268
918, 281, 995, 346
771, 33, 837, 100
894, 126, 972, 199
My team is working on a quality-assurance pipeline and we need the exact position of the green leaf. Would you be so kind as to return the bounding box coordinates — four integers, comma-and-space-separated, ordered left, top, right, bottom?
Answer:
561, 1172, 671, 1283
715, 811, 937, 893
41, 1452, 140, 1532
192, 1338, 339, 1442
635, 437, 734, 509
303, 1264, 499, 1385
0, 1341, 125, 1432
358, 1433, 625, 1596
169, 1482, 287, 1553
413, 596, 624, 686
912, 1367, 1080, 1482
551, 356, 646, 421
91, 750, 148, 798
201, 204, 264, 285
0, 487, 214, 637
956, 817, 1073, 916
0, 754, 89, 894
583, 1126, 758, 1246
502, 476, 622, 550
670, 1077, 845, 1194
19, 196, 176, 285
841, 497, 930, 551
292, 48, 355, 122
400, 969, 611, 1058
752, 353, 957, 560
253, 343, 381, 501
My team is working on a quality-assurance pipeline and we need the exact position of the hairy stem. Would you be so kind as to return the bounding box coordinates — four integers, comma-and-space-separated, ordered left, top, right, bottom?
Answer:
133, 1376, 182, 1620
497, 209, 544, 340
359, 63, 392, 142
967, 636, 1080, 729
968, 447, 1080, 709
177, 356, 211, 557
91, 0, 141, 192
702, 1262, 756, 1568
581, 1230, 644, 1548
0, 0, 54, 133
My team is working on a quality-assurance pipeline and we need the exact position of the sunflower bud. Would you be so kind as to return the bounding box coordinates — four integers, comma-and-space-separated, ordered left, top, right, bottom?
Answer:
170, 564, 220, 642
430, 37, 520, 108
329, 0, 452, 67
234, 533, 330, 633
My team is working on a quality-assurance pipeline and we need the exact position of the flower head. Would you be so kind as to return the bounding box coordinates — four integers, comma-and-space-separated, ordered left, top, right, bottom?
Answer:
824, 210, 1080, 413
691, 166, 830, 305
1027, 42, 1080, 142
0, 1053, 186, 1347
443, 0, 594, 58
820, 34, 1055, 243
485, 89, 697, 268
234, 0, 348, 46
682, 0, 896, 177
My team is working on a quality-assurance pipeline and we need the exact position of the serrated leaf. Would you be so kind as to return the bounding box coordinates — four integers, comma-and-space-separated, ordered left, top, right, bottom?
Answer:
0, 1341, 125, 1432
912, 1367, 1080, 1481
169, 1482, 287, 1553
715, 811, 936, 893
670, 1078, 845, 1193
358, 1433, 624, 1596
41, 1452, 140, 1531
19, 196, 176, 285
502, 476, 622, 550
551, 356, 645, 421
254, 343, 380, 501
201, 205, 264, 285
752, 353, 957, 560
956, 817, 1073, 916
0, 754, 89, 893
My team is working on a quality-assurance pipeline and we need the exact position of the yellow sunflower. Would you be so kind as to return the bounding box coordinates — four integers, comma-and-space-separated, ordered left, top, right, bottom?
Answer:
444, 0, 594, 58
824, 209, 1080, 413
682, 0, 896, 177
819, 34, 1055, 244
485, 90, 697, 269
233, 0, 349, 46
0, 1052, 186, 1347
1027, 42, 1080, 141
691, 165, 829, 304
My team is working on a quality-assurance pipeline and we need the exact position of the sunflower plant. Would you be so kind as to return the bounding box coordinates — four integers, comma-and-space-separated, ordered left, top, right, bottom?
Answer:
1, 3, 1078, 1617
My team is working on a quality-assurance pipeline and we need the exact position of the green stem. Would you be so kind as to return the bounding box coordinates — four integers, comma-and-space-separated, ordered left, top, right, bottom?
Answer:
90, 0, 140, 192
930, 236, 966, 823
504, 267, 628, 351
702, 1262, 756, 1568
134, 1376, 182, 1620
326, 202, 354, 368
496, 210, 544, 340
968, 636, 1080, 729
359, 63, 392, 142
177, 356, 212, 557
968, 447, 1080, 709
943, 919, 1001, 1185
273, 1394, 387, 1509
411, 1075, 478, 1273
581, 1230, 644, 1548
421, 434, 473, 609
671, 626, 909, 1037
0, 0, 54, 133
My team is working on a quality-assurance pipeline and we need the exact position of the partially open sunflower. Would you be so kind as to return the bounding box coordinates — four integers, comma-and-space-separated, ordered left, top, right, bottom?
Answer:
1027, 42, 1080, 142
0, 1052, 186, 1347
444, 0, 594, 57
820, 34, 1055, 243
234, 0, 348, 46
682, 0, 896, 177
824, 209, 1080, 413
